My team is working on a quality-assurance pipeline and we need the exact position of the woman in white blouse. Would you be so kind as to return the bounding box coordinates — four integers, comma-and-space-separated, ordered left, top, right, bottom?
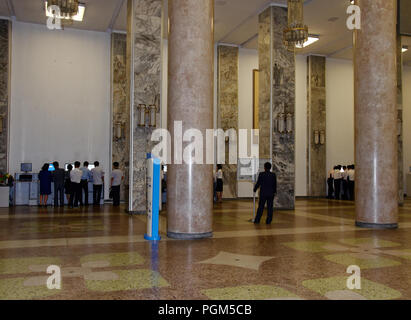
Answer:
215, 164, 223, 203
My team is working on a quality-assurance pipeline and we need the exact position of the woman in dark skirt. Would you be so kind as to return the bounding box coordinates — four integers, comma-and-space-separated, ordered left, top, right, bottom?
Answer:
38, 163, 52, 207
215, 164, 223, 203
64, 164, 73, 205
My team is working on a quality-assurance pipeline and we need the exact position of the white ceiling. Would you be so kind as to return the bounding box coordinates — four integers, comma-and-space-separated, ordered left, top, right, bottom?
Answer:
0, 0, 410, 63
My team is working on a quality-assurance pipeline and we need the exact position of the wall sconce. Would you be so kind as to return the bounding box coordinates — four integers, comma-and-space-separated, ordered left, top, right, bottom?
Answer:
276, 113, 293, 134
314, 130, 319, 145
137, 104, 158, 127
137, 104, 147, 127
314, 129, 325, 145
115, 121, 125, 140
277, 113, 285, 133
320, 130, 325, 145
286, 113, 293, 133
149, 105, 157, 128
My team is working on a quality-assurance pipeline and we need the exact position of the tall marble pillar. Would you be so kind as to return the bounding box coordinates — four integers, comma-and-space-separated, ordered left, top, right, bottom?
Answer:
111, 33, 128, 201
397, 34, 404, 206
167, 0, 214, 239
258, 6, 295, 209
127, 0, 162, 213
307, 56, 326, 197
217, 45, 238, 199
354, 0, 398, 228
0, 20, 10, 173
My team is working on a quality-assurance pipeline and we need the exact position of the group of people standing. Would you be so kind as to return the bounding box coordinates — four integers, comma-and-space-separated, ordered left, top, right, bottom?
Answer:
327, 165, 355, 200
38, 161, 124, 208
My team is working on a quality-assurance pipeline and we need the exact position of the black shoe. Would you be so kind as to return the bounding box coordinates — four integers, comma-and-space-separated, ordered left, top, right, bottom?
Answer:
254, 221, 260, 224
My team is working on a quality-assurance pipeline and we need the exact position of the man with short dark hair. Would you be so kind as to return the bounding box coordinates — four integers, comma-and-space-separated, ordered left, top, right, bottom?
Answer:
80, 161, 91, 206
253, 162, 277, 225
69, 161, 82, 208
52, 161, 65, 207
110, 162, 124, 207
91, 161, 104, 206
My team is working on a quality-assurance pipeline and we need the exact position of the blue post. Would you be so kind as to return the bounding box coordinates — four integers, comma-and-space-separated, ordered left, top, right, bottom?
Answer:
144, 156, 161, 241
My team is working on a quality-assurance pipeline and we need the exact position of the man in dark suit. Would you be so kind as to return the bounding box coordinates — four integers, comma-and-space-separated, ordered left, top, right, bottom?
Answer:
52, 161, 65, 207
253, 162, 277, 225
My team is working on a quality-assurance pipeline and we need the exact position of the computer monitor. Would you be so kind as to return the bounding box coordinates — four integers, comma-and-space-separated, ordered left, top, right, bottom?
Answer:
21, 163, 32, 172
48, 163, 55, 172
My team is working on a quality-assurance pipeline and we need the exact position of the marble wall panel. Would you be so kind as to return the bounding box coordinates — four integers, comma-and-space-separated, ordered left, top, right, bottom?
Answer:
217, 45, 238, 198
397, 35, 404, 205
127, 0, 162, 213
268, 6, 295, 209
258, 9, 272, 160
0, 20, 9, 173
307, 56, 326, 197
111, 33, 128, 201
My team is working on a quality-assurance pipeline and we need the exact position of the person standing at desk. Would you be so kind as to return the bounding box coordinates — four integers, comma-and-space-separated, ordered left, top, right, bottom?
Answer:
80, 161, 91, 206
347, 165, 355, 201
91, 161, 104, 206
65, 164, 73, 204
333, 165, 343, 200
253, 162, 277, 225
327, 168, 334, 199
52, 161, 65, 207
69, 162, 83, 208
110, 162, 124, 207
39, 163, 52, 207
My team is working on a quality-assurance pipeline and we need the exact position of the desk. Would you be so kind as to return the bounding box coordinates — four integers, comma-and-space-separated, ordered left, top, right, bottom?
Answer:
0, 186, 9, 207
14, 173, 104, 206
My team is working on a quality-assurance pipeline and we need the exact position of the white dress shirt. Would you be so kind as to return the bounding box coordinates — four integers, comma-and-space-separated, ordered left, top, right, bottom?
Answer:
348, 169, 355, 182
334, 170, 342, 180
70, 168, 83, 184
111, 169, 123, 186
91, 167, 105, 185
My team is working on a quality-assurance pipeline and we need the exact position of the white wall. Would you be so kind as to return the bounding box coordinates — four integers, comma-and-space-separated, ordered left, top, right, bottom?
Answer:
295, 55, 307, 196
10, 22, 111, 195
326, 58, 355, 174
237, 48, 258, 197
402, 66, 411, 194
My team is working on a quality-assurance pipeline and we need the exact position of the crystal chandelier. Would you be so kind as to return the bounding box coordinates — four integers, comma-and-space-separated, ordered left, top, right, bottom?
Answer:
47, 0, 79, 19
283, 0, 309, 51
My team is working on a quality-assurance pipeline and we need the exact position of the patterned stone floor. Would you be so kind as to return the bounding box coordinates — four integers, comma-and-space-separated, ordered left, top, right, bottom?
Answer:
0, 199, 411, 300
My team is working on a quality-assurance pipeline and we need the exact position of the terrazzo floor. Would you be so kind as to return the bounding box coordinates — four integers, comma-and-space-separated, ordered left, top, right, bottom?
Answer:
0, 198, 411, 300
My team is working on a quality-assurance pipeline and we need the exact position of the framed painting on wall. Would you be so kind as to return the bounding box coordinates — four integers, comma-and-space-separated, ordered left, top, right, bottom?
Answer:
253, 69, 259, 129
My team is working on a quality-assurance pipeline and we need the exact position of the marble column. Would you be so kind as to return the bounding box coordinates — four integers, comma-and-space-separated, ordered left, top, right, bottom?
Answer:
258, 6, 295, 209
217, 45, 238, 199
111, 33, 128, 202
127, 0, 162, 213
354, 0, 398, 228
0, 20, 10, 173
397, 34, 404, 206
167, 0, 214, 239
307, 56, 326, 197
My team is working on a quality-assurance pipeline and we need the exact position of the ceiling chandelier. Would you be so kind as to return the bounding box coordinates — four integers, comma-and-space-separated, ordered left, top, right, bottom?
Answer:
283, 0, 309, 51
47, 0, 79, 21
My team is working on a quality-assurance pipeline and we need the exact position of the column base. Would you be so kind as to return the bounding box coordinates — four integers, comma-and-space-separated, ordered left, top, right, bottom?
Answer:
167, 231, 213, 240
355, 221, 398, 229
